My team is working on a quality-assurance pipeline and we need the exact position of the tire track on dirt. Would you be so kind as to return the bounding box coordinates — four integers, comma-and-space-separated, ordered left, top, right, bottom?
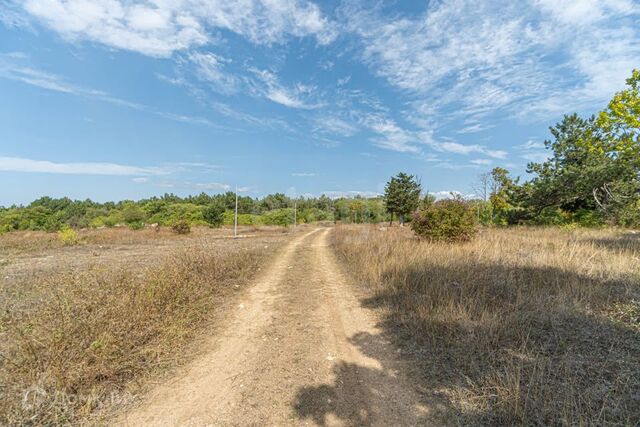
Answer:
118, 227, 433, 426
117, 228, 321, 426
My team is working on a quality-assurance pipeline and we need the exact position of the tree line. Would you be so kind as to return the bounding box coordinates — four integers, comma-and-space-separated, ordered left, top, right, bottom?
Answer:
0, 192, 389, 232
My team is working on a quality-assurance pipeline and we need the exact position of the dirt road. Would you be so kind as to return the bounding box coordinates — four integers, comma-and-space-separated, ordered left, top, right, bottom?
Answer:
118, 228, 431, 426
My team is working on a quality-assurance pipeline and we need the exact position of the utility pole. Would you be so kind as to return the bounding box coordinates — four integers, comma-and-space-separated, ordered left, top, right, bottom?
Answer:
234, 185, 238, 238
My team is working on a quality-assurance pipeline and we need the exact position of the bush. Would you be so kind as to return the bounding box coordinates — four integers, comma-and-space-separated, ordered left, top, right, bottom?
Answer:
222, 211, 263, 226
411, 198, 478, 242
534, 207, 571, 226
574, 209, 606, 228
57, 228, 79, 246
262, 208, 294, 226
122, 205, 146, 225
148, 203, 204, 226
127, 221, 144, 230
171, 220, 191, 235
203, 202, 225, 228
614, 200, 640, 228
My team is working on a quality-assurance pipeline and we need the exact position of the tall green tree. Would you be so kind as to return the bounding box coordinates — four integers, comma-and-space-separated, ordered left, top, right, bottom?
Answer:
522, 71, 640, 225
594, 69, 640, 223
384, 172, 421, 226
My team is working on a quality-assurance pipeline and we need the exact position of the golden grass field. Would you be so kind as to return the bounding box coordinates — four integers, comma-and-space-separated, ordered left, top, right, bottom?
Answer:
0, 226, 292, 425
1, 224, 639, 425
331, 225, 640, 425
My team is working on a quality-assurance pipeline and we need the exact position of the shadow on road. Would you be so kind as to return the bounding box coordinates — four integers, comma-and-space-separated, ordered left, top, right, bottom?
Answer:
292, 330, 455, 426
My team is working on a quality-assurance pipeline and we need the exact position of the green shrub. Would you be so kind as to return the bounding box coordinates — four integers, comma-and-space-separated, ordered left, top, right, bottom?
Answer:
171, 220, 191, 235
614, 200, 640, 228
222, 211, 263, 226
122, 205, 146, 224
102, 212, 124, 227
298, 207, 332, 223
262, 208, 294, 226
411, 198, 478, 242
529, 207, 565, 225
57, 228, 79, 246
127, 221, 144, 230
203, 202, 225, 228
148, 203, 204, 226
574, 209, 606, 228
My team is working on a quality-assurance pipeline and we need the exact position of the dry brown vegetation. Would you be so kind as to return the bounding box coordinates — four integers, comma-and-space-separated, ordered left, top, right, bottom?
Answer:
332, 225, 640, 426
0, 227, 290, 425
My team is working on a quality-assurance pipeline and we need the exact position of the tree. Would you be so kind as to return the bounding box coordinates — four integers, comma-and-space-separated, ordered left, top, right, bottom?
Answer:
260, 193, 290, 211
594, 69, 640, 224
203, 201, 225, 228
474, 172, 491, 202
522, 74, 640, 226
383, 172, 421, 226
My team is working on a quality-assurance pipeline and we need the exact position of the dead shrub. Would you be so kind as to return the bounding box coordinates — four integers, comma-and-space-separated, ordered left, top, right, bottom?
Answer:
171, 220, 191, 235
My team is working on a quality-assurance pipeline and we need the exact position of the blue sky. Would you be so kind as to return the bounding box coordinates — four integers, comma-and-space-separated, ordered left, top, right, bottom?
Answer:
0, 0, 638, 205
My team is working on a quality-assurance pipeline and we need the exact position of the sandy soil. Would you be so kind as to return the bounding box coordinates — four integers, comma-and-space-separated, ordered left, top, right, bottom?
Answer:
116, 228, 434, 426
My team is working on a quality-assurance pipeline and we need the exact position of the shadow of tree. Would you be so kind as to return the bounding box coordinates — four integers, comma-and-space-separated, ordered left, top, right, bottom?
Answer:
293, 330, 455, 426
354, 262, 640, 425
294, 362, 373, 426
293, 229, 640, 426
587, 231, 640, 255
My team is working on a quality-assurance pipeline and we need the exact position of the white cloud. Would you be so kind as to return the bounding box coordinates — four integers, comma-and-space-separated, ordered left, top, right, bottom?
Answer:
321, 190, 381, 199
154, 111, 217, 127
0, 2, 34, 30
535, 0, 637, 25
192, 182, 231, 191
363, 114, 420, 153
0, 156, 169, 175
457, 122, 495, 134
20, 0, 336, 58
518, 139, 549, 162
337, 75, 351, 86
312, 116, 358, 137
470, 159, 493, 165
251, 68, 321, 109
188, 51, 239, 94
429, 190, 476, 200
435, 141, 508, 159
343, 0, 640, 125
292, 172, 316, 177
210, 101, 293, 131
0, 57, 146, 109
361, 112, 508, 158
0, 55, 234, 131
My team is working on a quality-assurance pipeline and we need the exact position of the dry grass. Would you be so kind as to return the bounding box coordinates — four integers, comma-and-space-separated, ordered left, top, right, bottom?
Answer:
0, 225, 291, 255
332, 225, 640, 426
0, 230, 287, 425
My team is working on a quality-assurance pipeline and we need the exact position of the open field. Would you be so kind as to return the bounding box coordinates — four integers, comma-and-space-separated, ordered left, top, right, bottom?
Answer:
0, 225, 294, 425
332, 225, 640, 425
2, 224, 639, 426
